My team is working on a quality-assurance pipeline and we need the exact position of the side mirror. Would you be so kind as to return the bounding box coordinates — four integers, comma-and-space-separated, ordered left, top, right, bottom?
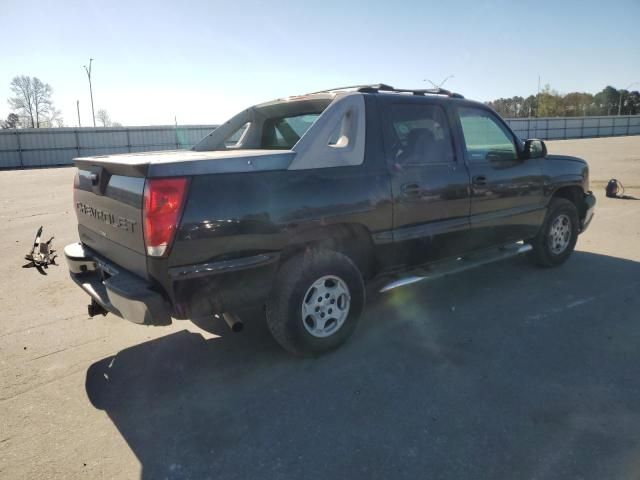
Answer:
524, 139, 547, 159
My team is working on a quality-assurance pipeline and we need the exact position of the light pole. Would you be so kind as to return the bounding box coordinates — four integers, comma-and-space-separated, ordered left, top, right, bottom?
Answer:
423, 74, 455, 89
535, 75, 541, 118
76, 100, 81, 127
83, 58, 96, 127
618, 82, 639, 116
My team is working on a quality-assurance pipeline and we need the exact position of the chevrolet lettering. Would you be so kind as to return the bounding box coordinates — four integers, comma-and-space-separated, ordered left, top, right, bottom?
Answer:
75, 202, 137, 233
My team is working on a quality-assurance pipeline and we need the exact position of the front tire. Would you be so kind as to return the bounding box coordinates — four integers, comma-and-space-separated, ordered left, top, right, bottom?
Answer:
529, 197, 579, 267
266, 249, 365, 356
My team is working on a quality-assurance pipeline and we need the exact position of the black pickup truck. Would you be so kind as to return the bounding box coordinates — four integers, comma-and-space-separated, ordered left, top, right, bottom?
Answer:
65, 84, 595, 355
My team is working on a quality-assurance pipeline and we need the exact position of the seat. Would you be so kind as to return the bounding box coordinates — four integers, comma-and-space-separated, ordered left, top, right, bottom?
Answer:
398, 128, 438, 164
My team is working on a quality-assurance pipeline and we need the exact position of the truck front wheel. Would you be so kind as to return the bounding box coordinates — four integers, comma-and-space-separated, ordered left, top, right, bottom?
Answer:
266, 249, 365, 355
529, 197, 579, 267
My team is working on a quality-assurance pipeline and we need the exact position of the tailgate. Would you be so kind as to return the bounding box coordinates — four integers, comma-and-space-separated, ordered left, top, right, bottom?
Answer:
73, 163, 148, 279
72, 148, 295, 278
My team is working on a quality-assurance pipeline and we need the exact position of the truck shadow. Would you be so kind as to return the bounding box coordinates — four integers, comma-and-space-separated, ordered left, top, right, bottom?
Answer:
86, 251, 640, 480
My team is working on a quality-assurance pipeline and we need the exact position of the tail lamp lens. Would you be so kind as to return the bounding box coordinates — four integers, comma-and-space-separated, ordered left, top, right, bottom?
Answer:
143, 178, 188, 257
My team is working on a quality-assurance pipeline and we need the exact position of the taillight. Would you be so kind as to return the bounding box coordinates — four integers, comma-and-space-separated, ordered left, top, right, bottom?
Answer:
143, 178, 188, 257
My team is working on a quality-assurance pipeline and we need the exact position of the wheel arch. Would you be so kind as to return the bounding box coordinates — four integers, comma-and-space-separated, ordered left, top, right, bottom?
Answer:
551, 185, 586, 219
280, 223, 377, 279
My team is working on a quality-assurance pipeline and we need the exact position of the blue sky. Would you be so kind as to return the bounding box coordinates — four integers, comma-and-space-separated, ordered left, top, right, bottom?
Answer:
1, 0, 639, 126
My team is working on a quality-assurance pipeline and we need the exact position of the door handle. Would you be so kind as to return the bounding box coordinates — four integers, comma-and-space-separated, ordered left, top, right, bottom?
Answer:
401, 183, 421, 196
472, 175, 487, 186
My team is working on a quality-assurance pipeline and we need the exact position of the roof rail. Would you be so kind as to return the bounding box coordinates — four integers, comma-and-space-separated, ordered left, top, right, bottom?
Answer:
305, 84, 386, 95
358, 84, 464, 99
305, 83, 464, 98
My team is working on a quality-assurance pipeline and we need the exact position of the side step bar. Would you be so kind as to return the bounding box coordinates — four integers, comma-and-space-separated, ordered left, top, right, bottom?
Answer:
379, 243, 532, 293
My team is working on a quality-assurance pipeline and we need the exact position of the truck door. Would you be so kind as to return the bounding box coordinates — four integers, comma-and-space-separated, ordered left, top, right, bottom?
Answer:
379, 97, 472, 267
453, 106, 546, 249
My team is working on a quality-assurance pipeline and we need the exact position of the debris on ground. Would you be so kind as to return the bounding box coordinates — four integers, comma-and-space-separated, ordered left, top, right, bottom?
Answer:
22, 226, 57, 275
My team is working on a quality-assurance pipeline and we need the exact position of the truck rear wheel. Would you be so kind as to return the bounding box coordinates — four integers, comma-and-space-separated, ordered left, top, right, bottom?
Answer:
266, 249, 365, 355
528, 197, 579, 267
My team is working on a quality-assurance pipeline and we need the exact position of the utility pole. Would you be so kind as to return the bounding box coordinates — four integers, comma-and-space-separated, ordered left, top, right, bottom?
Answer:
76, 100, 81, 127
618, 82, 639, 116
174, 115, 180, 149
618, 94, 622, 116
83, 58, 96, 127
536, 75, 541, 118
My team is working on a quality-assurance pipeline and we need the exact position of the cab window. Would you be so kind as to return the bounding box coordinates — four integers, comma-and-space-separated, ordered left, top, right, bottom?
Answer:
383, 103, 455, 165
458, 107, 518, 161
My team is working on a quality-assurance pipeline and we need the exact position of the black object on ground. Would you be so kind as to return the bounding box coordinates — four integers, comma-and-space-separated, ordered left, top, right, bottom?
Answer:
606, 179, 639, 200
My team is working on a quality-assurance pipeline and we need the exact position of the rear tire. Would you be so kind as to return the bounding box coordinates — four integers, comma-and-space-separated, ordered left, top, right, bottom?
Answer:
528, 197, 579, 267
266, 249, 365, 356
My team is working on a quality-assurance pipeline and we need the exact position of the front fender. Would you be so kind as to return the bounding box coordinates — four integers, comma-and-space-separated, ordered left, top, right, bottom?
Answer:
542, 154, 589, 198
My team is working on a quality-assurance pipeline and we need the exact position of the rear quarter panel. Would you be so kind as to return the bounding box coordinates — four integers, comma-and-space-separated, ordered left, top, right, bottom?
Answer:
169, 93, 393, 271
170, 166, 392, 267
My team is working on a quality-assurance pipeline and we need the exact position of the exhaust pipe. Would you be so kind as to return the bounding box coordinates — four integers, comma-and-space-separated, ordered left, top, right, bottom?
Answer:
222, 312, 244, 333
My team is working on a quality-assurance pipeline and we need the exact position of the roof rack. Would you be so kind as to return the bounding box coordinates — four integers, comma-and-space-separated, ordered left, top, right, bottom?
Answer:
307, 83, 464, 99
358, 84, 465, 98
305, 84, 383, 95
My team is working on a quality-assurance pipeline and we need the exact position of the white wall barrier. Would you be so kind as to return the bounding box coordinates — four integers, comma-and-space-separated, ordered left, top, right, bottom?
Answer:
1, 115, 639, 169
0, 125, 216, 169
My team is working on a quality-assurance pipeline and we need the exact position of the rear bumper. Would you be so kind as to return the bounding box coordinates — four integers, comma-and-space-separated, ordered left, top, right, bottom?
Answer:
580, 191, 596, 233
64, 243, 171, 325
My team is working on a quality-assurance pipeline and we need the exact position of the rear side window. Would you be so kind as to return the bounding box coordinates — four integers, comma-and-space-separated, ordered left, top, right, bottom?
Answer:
383, 104, 454, 165
224, 122, 250, 148
261, 113, 321, 149
458, 107, 517, 161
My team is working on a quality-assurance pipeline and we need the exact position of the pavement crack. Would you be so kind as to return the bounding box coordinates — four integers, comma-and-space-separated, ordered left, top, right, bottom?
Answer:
26, 336, 108, 362
0, 314, 87, 339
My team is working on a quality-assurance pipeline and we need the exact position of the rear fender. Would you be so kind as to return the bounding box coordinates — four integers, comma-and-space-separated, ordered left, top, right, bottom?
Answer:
281, 223, 377, 279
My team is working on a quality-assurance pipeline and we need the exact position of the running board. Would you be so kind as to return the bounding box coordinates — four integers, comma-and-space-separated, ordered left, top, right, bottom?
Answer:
379, 243, 532, 293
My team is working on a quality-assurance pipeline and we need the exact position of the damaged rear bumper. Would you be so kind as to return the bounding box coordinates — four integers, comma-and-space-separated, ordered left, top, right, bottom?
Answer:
64, 243, 171, 325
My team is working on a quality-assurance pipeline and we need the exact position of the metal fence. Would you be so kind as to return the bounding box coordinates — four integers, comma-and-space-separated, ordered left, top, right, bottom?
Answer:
1, 115, 639, 169
0, 125, 217, 169
505, 115, 640, 140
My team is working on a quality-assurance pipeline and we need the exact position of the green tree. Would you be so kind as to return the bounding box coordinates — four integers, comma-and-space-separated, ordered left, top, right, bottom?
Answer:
537, 85, 563, 117
562, 92, 593, 116
486, 98, 509, 117
625, 91, 640, 115
487, 85, 635, 118
593, 86, 620, 115
522, 95, 537, 117
1, 113, 20, 129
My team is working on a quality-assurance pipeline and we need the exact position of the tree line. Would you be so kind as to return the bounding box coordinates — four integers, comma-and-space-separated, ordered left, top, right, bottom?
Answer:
4, 77, 640, 128
486, 85, 640, 118
2, 75, 120, 129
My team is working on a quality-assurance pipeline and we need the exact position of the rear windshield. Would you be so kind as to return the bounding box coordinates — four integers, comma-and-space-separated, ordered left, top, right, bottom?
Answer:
192, 97, 332, 152
261, 113, 321, 149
